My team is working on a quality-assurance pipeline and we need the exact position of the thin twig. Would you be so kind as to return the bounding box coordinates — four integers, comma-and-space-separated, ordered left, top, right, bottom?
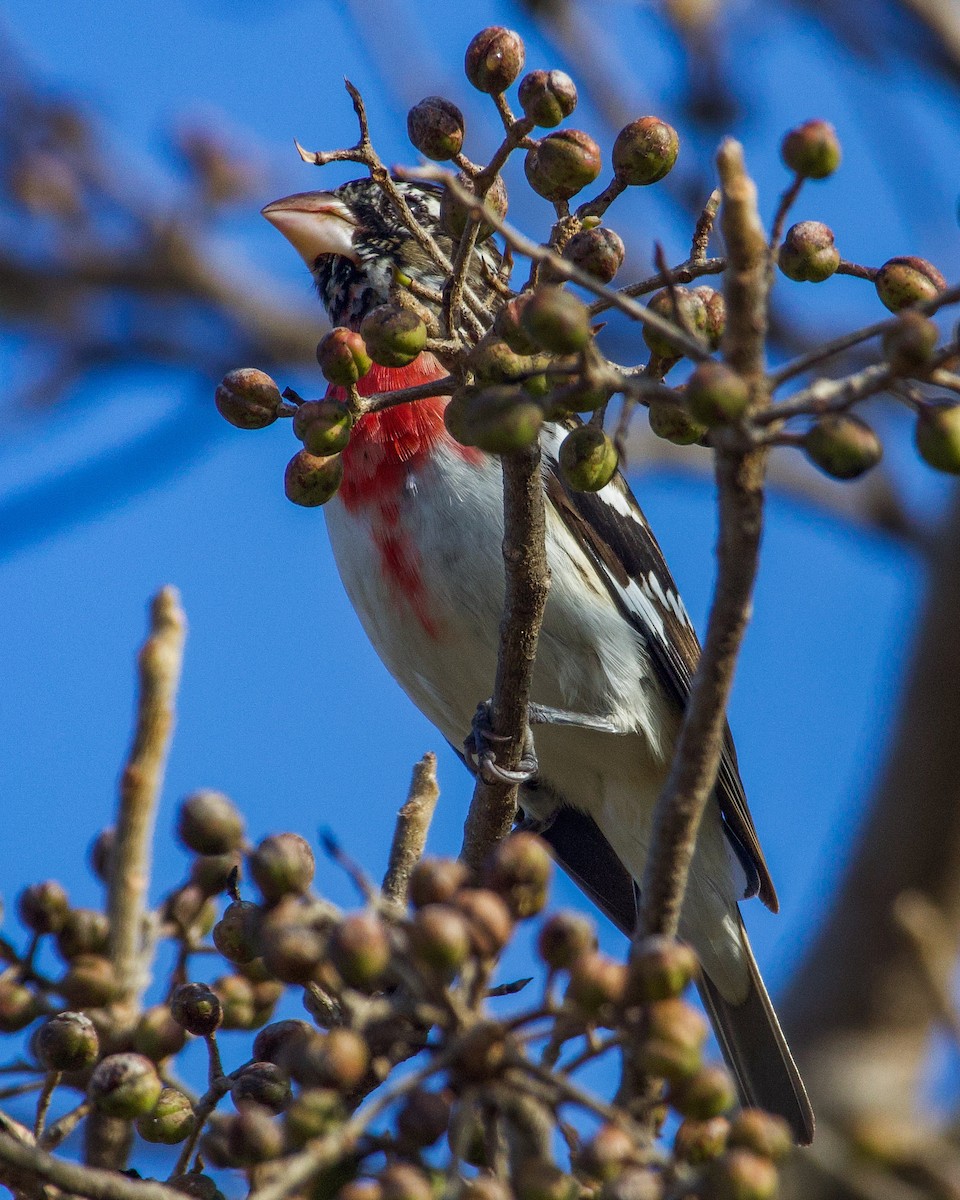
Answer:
381, 753, 441, 914
0, 1132, 184, 1200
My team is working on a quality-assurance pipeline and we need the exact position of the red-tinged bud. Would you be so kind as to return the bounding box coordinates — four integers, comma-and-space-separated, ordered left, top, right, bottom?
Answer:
514, 1161, 578, 1200
177, 790, 245, 856
215, 368, 281, 430
915, 403, 960, 474
467, 337, 532, 385
627, 936, 698, 1002
248, 832, 315, 903
35, 1011, 99, 1072
464, 27, 525, 94
317, 328, 372, 387
778, 221, 840, 283
728, 1110, 793, 1161
482, 832, 553, 918
89, 828, 116, 884
537, 910, 597, 969
668, 1064, 737, 1119
692, 286, 726, 349
882, 311, 939, 374
18, 881, 70, 935
440, 173, 508, 242
451, 1019, 507, 1083
283, 1088, 344, 1148
598, 1167, 664, 1200
409, 857, 472, 908
559, 425, 619, 492
875, 256, 946, 312
577, 1123, 637, 1181
88, 1053, 163, 1119
212, 901, 260, 966
171, 982, 222, 1037
494, 293, 542, 357
565, 951, 628, 1018
613, 118, 679, 186
169, 1172, 225, 1200
330, 912, 392, 991
643, 287, 707, 358
407, 96, 465, 161
59, 955, 119, 1010
212, 974, 258, 1031
648, 398, 707, 446
674, 1116, 730, 1164
525, 129, 602, 202
136, 1087, 195, 1145
453, 887, 514, 957
134, 1005, 187, 1062
518, 69, 578, 127
397, 1087, 452, 1147
295, 1029, 370, 1092
803, 415, 882, 480
460, 387, 545, 455
225, 1104, 285, 1164
710, 1149, 779, 1200
781, 119, 841, 179
284, 449, 344, 507
0, 980, 38, 1032
409, 903, 473, 978
231, 1061, 291, 1113
685, 361, 750, 425
521, 286, 592, 354
56, 908, 110, 961
360, 305, 428, 368
633, 997, 708, 1081
563, 226, 625, 284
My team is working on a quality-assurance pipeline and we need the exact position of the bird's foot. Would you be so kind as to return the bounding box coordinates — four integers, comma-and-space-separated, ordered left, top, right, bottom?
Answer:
527, 702, 626, 734
465, 701, 540, 787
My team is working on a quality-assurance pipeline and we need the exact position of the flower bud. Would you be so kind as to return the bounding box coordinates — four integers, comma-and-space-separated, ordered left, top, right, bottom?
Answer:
259, 910, 324, 984
692, 286, 726, 349
453, 888, 514, 957
537, 910, 597, 969
467, 337, 532, 385
643, 287, 707, 358
440, 174, 508, 241
668, 1064, 737, 1119
521, 286, 592, 354
165, 885, 217, 937
882, 311, 939, 374
295, 1029, 370, 1092
18, 880, 70, 936
177, 790, 244, 856
225, 1104, 285, 1164
59, 955, 119, 1009
316, 328, 372, 387
35, 1011, 99, 1072
627, 936, 698, 1002
518, 69, 578, 127
450, 1019, 507, 1083
212, 974, 257, 1030
464, 27, 525, 94
137, 1087, 195, 1144
563, 226, 625, 284
780, 119, 841, 179
360, 305, 427, 368
613, 118, 679, 186
407, 96, 465, 161
212, 900, 261, 965
559, 426, 619, 492
330, 912, 392, 991
778, 221, 840, 283
633, 997, 708, 1081
215, 368, 281, 430
685, 361, 750, 425
648, 398, 707, 445
803, 415, 882, 480
525, 130, 602, 202
231, 1061, 292, 1113
397, 1088, 452, 1147
88, 1053, 163, 1118
565, 951, 628, 1018
56, 908, 110, 961
875, 256, 946, 312
134, 1005, 187, 1061
253, 1018, 314, 1066
0, 980, 38, 1032
284, 450, 343, 507
728, 1110, 793, 1162
248, 832, 315, 903
577, 1123, 637, 1181
458, 387, 545, 455
915, 403, 960, 474
409, 903, 473, 977
409, 857, 471, 907
171, 982, 222, 1037
709, 1150, 778, 1200
190, 851, 242, 897
494, 293, 541, 356
482, 832, 553, 918
674, 1116, 730, 1164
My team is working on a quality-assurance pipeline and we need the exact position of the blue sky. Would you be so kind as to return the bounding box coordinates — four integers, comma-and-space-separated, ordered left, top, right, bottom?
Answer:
1, 0, 958, 1132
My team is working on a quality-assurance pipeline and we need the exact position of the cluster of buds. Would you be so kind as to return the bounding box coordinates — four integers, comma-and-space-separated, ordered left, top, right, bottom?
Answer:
0, 781, 794, 1200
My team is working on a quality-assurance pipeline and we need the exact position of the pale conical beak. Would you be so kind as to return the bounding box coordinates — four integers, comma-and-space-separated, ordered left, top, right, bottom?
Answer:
261, 191, 358, 267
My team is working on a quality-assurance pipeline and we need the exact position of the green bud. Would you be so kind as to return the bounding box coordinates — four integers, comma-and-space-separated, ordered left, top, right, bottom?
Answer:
612, 117, 680, 185
642, 287, 707, 358
524, 130, 602, 202
407, 96, 465, 161
875, 256, 946, 313
137, 1087, 195, 1144
803, 415, 882, 480
88, 1053, 163, 1119
882, 311, 939, 374
558, 425, 619, 492
284, 449, 343, 507
35, 1011, 99, 1072
359, 305, 427, 368
685, 361, 750, 425
648, 397, 707, 445
316, 328, 372, 386
518, 69, 578, 127
780, 119, 841, 179
915, 403, 960, 474
563, 226, 625, 284
521, 286, 591, 354
778, 221, 840, 283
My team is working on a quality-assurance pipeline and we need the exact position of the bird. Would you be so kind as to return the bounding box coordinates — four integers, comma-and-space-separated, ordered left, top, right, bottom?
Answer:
261, 176, 814, 1143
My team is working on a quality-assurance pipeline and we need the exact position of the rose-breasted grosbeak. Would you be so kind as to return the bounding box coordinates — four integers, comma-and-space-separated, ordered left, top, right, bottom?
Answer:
262, 178, 813, 1142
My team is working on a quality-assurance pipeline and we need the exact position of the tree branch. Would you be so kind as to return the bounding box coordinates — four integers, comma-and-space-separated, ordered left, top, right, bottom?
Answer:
381, 753, 440, 913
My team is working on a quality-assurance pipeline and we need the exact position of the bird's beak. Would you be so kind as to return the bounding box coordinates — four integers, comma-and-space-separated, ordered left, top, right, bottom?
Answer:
261, 191, 358, 267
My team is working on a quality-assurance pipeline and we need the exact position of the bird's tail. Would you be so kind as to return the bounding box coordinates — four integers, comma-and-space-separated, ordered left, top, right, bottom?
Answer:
697, 912, 814, 1145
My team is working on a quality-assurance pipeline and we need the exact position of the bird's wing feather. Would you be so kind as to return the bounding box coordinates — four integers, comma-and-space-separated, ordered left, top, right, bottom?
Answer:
542, 436, 777, 912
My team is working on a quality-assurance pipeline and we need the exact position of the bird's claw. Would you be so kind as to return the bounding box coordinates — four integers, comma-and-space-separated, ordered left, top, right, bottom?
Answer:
465, 701, 540, 787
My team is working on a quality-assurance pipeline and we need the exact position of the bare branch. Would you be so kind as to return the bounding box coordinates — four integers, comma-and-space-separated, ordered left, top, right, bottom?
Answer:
381, 753, 441, 914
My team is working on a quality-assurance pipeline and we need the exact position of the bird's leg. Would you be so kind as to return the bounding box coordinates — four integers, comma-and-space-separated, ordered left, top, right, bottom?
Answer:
527, 702, 629, 734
